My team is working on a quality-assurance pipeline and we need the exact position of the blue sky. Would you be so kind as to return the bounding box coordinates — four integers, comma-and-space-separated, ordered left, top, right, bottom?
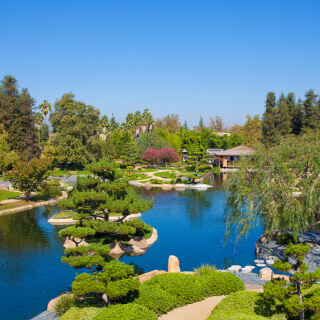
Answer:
1, 0, 320, 127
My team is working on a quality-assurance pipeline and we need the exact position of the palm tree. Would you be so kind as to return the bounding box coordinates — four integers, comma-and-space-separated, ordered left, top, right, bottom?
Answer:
142, 108, 154, 132
35, 112, 44, 145
39, 100, 51, 125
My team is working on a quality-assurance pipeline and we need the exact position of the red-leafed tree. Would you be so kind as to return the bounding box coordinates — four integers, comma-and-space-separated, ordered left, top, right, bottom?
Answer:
141, 147, 179, 166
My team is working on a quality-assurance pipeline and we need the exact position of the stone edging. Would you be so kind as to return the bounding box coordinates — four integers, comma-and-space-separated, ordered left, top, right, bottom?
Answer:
146, 227, 158, 246
48, 212, 142, 225
129, 180, 212, 190
0, 197, 62, 215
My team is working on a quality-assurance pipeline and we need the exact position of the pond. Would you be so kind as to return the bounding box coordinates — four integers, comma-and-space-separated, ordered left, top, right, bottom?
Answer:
0, 175, 264, 320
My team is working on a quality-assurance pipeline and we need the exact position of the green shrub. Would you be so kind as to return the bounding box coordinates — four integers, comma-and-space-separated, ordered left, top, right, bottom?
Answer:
199, 271, 245, 296
194, 263, 216, 276
93, 303, 157, 320
207, 291, 286, 320
133, 285, 178, 315
212, 167, 221, 174
277, 232, 298, 245
59, 297, 104, 320
150, 178, 162, 184
54, 293, 76, 315
175, 177, 182, 183
47, 186, 62, 197
143, 273, 205, 305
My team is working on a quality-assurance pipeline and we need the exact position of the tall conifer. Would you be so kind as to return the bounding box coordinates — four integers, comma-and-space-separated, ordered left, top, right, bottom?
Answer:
276, 93, 292, 136
303, 89, 318, 130
262, 92, 277, 145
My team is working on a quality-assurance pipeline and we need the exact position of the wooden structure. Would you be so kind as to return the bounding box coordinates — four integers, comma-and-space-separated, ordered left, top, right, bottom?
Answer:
214, 146, 253, 168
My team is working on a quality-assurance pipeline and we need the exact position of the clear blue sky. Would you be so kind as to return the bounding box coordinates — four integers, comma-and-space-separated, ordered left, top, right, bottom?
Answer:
1, 0, 320, 127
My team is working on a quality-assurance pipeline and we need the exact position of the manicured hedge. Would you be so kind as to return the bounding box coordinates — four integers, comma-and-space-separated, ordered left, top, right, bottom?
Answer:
93, 303, 157, 320
133, 284, 178, 315
143, 272, 206, 305
59, 297, 104, 320
206, 291, 286, 320
198, 271, 245, 296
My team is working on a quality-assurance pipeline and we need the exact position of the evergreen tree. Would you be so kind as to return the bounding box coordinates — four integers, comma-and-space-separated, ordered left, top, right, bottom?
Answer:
276, 93, 292, 136
0, 75, 39, 159
303, 89, 318, 130
40, 123, 49, 143
291, 98, 304, 135
262, 92, 278, 145
183, 120, 189, 130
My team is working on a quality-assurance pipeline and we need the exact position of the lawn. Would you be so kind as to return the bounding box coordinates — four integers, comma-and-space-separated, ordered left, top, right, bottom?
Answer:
153, 171, 177, 179
131, 173, 149, 180
0, 191, 21, 201
0, 200, 26, 211
48, 169, 93, 177
135, 168, 158, 173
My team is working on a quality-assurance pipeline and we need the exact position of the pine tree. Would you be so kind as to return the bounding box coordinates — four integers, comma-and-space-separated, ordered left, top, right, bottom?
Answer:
262, 92, 278, 145
0, 75, 39, 159
303, 89, 318, 130
276, 93, 292, 136
291, 99, 304, 135
183, 120, 189, 130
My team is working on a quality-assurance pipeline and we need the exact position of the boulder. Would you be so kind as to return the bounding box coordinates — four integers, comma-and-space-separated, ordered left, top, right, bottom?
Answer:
63, 237, 89, 249
259, 267, 273, 280
62, 191, 68, 199
167, 255, 181, 273
109, 242, 127, 255
137, 270, 167, 284
66, 186, 74, 191
128, 236, 148, 249
8, 186, 15, 191
0, 184, 8, 191
70, 171, 77, 174
47, 293, 74, 311
273, 274, 290, 281
126, 245, 145, 256
161, 184, 172, 190
59, 181, 65, 187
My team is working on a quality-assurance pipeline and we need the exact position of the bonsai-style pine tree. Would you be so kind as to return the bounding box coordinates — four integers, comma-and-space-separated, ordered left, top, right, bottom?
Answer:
263, 243, 320, 320
58, 160, 153, 304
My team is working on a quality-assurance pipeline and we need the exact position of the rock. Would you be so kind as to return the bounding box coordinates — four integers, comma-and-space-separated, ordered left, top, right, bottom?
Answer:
109, 242, 127, 255
256, 263, 266, 267
70, 171, 77, 174
167, 255, 181, 272
47, 293, 74, 311
62, 191, 68, 199
63, 237, 89, 249
228, 265, 242, 272
242, 266, 255, 273
254, 259, 264, 264
161, 184, 172, 190
259, 267, 273, 280
59, 181, 65, 187
273, 274, 290, 281
0, 184, 8, 191
8, 186, 15, 191
67, 186, 74, 191
174, 184, 185, 190
266, 259, 274, 265
137, 270, 167, 284
126, 245, 145, 256
128, 236, 148, 249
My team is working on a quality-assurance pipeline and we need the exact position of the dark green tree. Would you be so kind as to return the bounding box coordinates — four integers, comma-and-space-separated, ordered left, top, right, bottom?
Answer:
262, 92, 278, 145
40, 123, 49, 143
183, 120, 189, 130
263, 243, 320, 320
291, 97, 303, 135
0, 75, 39, 159
303, 89, 318, 130
50, 93, 100, 167
276, 93, 292, 136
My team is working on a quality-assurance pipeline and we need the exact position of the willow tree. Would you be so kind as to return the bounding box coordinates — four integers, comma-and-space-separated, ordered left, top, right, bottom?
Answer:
224, 132, 320, 244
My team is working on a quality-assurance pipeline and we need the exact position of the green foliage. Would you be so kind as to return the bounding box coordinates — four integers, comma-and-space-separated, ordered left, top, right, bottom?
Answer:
263, 243, 320, 319
224, 132, 320, 244
207, 290, 286, 320
54, 293, 76, 316
86, 160, 117, 182
5, 157, 50, 200
132, 285, 178, 315
46, 186, 62, 197
143, 273, 207, 305
59, 297, 105, 320
77, 176, 101, 191
40, 123, 49, 143
194, 263, 216, 276
154, 171, 177, 179
59, 226, 96, 239
277, 232, 298, 245
0, 191, 20, 201
136, 132, 171, 153
93, 303, 157, 320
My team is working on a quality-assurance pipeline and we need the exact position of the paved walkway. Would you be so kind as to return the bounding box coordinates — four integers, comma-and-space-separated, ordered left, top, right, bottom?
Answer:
158, 285, 263, 320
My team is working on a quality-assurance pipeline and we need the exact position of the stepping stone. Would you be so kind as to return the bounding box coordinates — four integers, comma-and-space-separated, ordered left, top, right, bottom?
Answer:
242, 266, 255, 273
266, 259, 274, 265
228, 265, 241, 272
256, 263, 266, 267
254, 259, 264, 264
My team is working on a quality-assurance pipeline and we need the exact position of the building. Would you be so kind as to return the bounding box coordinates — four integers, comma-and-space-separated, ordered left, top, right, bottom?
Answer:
214, 146, 253, 168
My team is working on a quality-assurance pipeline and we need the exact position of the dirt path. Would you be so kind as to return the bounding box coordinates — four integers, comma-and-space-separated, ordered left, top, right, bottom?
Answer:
158, 286, 263, 320
158, 296, 225, 320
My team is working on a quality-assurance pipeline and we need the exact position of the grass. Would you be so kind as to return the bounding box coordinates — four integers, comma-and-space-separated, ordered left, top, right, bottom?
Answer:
139, 180, 151, 184
142, 223, 153, 240
135, 168, 157, 173
0, 190, 21, 201
131, 173, 149, 180
48, 169, 93, 177
153, 171, 177, 179
52, 211, 77, 219
0, 200, 27, 211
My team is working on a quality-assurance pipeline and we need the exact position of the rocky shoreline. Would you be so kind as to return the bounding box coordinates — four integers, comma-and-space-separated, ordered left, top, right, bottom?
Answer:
255, 232, 320, 272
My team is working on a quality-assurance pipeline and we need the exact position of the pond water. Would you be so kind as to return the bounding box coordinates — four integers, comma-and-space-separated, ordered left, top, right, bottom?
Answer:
0, 175, 264, 320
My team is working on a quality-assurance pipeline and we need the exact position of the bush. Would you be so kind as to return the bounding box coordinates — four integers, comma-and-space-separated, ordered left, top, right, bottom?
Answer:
194, 263, 216, 276
46, 186, 62, 197
199, 271, 245, 296
59, 297, 105, 320
93, 303, 157, 320
212, 167, 221, 174
54, 293, 76, 315
143, 273, 205, 306
277, 232, 298, 245
133, 285, 178, 315
150, 178, 163, 184
207, 291, 286, 320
